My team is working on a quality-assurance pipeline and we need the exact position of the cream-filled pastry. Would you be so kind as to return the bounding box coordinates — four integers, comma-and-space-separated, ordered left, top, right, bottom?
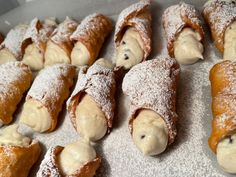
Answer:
224, 22, 236, 60
75, 94, 108, 141
67, 58, 116, 141
116, 28, 144, 69
59, 140, 96, 175
132, 109, 168, 156
217, 134, 236, 173
70, 13, 112, 66
163, 2, 204, 64
174, 28, 203, 64
0, 124, 41, 177
114, 0, 151, 69
22, 17, 57, 71
71, 42, 90, 66
0, 124, 30, 147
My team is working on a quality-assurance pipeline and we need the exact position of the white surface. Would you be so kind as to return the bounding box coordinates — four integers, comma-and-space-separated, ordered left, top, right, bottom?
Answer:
0, 0, 233, 176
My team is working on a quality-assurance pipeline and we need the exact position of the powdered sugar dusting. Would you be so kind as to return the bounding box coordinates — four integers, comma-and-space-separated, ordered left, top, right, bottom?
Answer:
122, 58, 179, 144
27, 64, 75, 114
0, 61, 31, 101
50, 17, 78, 45
36, 146, 61, 177
70, 13, 99, 39
68, 63, 116, 129
0, 24, 28, 59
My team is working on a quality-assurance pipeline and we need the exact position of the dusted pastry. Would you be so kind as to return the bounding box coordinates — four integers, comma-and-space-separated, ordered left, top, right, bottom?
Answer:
122, 57, 179, 156
37, 140, 101, 177
114, 0, 151, 69
0, 24, 28, 64
162, 2, 204, 64
70, 13, 112, 66
67, 58, 116, 141
209, 60, 236, 173
44, 17, 78, 66
0, 124, 41, 177
0, 61, 32, 126
20, 64, 76, 133
22, 17, 57, 70
203, 0, 236, 60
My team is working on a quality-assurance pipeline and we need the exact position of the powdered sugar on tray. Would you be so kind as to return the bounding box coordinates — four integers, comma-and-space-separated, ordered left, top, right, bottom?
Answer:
1, 0, 234, 177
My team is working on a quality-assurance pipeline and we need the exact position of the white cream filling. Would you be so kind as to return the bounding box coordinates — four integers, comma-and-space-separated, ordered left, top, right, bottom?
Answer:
44, 40, 70, 66
22, 43, 44, 71
224, 22, 236, 60
20, 99, 51, 133
174, 28, 203, 65
217, 134, 236, 174
0, 124, 30, 147
116, 27, 144, 69
95, 58, 114, 69
132, 109, 168, 156
0, 48, 16, 64
59, 140, 96, 175
75, 94, 107, 141
71, 42, 90, 66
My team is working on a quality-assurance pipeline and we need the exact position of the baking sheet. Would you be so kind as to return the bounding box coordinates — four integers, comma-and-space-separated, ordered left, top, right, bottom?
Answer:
0, 0, 233, 176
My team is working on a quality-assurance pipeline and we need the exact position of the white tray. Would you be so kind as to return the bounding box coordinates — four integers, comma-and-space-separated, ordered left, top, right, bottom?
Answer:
0, 0, 233, 176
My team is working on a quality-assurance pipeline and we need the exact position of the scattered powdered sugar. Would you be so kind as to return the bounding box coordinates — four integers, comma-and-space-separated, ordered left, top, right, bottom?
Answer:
36, 146, 62, 177
27, 64, 75, 114
122, 58, 179, 144
68, 63, 116, 130
0, 24, 28, 59
203, 0, 236, 50
50, 17, 78, 45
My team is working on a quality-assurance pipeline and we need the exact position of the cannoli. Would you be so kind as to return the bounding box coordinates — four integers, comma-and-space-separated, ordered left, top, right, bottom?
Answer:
22, 17, 57, 70
44, 17, 78, 66
114, 0, 152, 69
0, 124, 41, 177
70, 13, 112, 66
37, 140, 101, 177
0, 24, 28, 64
122, 57, 180, 156
67, 58, 115, 141
0, 61, 32, 126
20, 64, 76, 133
203, 0, 236, 60
209, 60, 236, 173
162, 2, 204, 65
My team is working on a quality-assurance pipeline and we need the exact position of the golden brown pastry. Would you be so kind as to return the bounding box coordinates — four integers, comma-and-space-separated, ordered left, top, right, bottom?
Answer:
67, 58, 116, 141
22, 17, 57, 70
203, 0, 236, 60
0, 124, 41, 177
122, 57, 180, 156
44, 17, 78, 66
37, 140, 101, 177
162, 2, 204, 64
0, 61, 32, 126
20, 64, 76, 133
70, 13, 112, 66
114, 0, 151, 69
0, 24, 28, 64
209, 60, 236, 173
